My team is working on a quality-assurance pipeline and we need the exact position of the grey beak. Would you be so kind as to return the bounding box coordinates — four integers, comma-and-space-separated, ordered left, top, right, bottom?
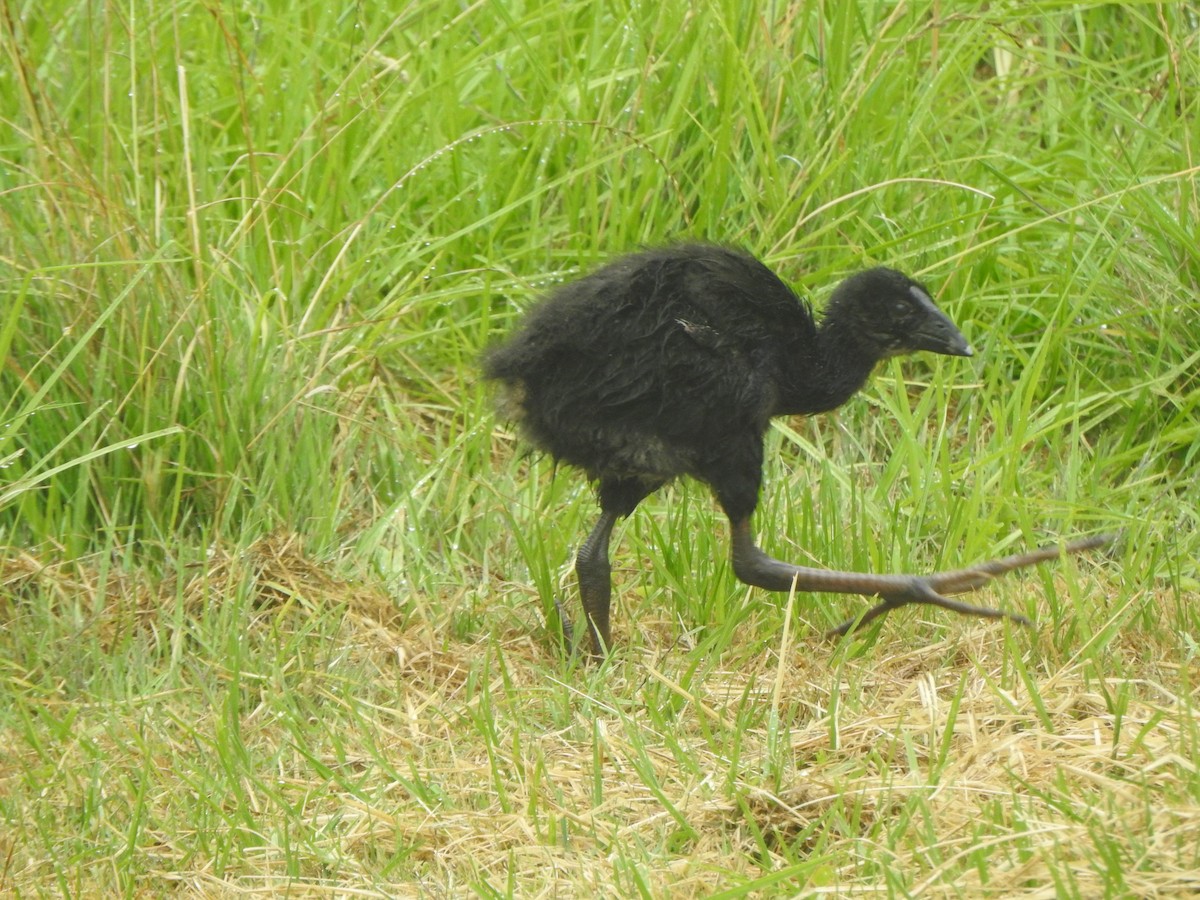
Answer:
908, 289, 973, 357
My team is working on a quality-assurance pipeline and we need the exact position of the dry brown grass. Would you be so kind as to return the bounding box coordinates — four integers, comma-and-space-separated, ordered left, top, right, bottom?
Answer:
2, 534, 1198, 896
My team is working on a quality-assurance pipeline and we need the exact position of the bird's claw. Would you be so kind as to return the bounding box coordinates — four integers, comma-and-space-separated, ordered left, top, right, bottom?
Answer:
826, 574, 1032, 639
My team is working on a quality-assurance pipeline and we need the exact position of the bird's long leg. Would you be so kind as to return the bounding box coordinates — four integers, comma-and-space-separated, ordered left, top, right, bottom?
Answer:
728, 519, 1114, 637
563, 476, 663, 658
571, 508, 619, 657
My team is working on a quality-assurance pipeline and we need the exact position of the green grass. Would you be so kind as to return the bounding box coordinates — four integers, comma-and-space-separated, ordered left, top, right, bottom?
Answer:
2, 1, 1198, 895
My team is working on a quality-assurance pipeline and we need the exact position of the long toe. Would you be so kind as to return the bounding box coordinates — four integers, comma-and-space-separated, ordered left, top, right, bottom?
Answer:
916, 587, 1032, 625
826, 577, 1032, 639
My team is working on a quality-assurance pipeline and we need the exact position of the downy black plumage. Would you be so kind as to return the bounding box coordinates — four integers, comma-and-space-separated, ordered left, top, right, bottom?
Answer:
485, 245, 1109, 656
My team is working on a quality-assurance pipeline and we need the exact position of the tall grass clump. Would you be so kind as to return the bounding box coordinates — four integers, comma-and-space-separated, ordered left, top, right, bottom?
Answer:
1, 1, 1198, 896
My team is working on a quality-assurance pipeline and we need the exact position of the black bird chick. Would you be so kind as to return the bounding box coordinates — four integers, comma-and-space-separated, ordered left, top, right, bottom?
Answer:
485, 244, 1108, 656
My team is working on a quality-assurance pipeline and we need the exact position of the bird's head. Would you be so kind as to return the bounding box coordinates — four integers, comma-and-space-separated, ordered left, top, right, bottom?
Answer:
827, 267, 973, 360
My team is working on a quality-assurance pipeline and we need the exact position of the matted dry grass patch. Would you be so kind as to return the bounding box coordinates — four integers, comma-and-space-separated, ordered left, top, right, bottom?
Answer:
2, 538, 1196, 896
272, 572, 1194, 896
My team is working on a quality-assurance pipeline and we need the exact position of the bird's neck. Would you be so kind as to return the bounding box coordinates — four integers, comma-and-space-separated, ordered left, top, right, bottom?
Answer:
775, 315, 879, 416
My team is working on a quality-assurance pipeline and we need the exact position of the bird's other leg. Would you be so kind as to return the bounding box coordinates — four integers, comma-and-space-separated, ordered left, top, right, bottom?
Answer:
705, 440, 1112, 636
570, 508, 618, 658
566, 476, 661, 658
728, 518, 1114, 637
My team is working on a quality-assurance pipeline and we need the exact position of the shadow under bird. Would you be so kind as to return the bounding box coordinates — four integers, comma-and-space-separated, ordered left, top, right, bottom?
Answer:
484, 244, 1111, 657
